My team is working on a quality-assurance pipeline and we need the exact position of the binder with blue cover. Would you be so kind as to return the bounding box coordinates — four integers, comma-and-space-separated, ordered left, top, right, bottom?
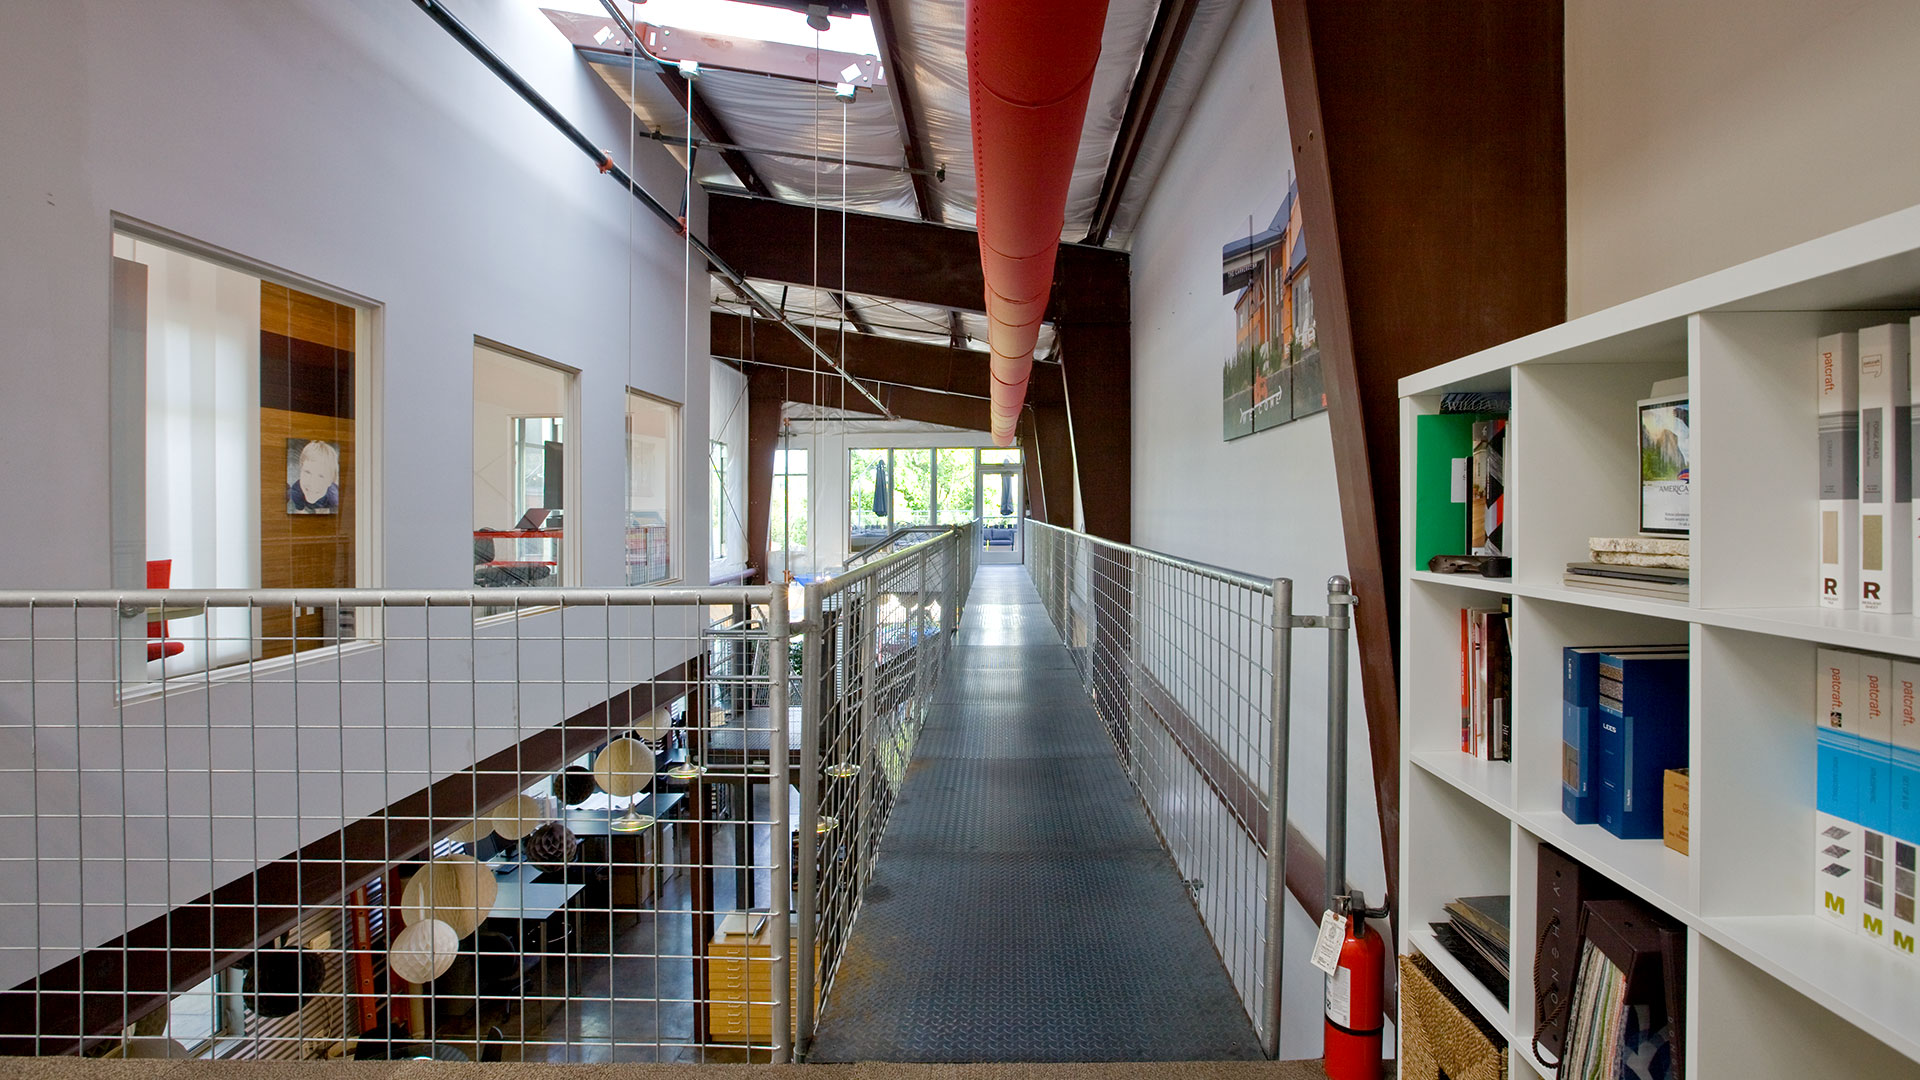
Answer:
1563, 646, 1678, 825
1596, 651, 1690, 840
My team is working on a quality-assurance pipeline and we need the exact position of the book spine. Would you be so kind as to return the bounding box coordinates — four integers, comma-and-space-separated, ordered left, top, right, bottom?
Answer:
1861, 655, 1896, 948
1563, 649, 1599, 824
1469, 421, 1490, 554
1887, 660, 1920, 960
1816, 648, 1863, 931
1819, 332, 1860, 608
1597, 655, 1689, 840
1461, 608, 1471, 754
1860, 323, 1912, 612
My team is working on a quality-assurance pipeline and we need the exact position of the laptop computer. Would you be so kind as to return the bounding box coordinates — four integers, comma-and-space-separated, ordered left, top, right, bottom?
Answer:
512, 507, 551, 531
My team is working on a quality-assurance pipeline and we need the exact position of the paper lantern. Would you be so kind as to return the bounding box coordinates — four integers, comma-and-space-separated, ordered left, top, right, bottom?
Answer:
551, 765, 597, 807
445, 819, 485, 846
525, 821, 577, 872
388, 918, 460, 985
399, 854, 497, 940
632, 703, 675, 743
593, 737, 655, 798
489, 794, 543, 840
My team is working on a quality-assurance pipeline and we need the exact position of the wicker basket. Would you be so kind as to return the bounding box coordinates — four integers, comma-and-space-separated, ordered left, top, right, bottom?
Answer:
1399, 952, 1506, 1080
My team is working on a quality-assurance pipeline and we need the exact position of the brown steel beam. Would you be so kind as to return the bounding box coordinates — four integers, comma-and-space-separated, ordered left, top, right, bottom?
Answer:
747, 368, 786, 584
1271, 0, 1566, 927
869, 0, 941, 223
1031, 399, 1076, 529
1056, 321, 1131, 544
1018, 410, 1047, 522
706, 191, 1129, 323
1083, 0, 1201, 246
660, 68, 771, 198
712, 312, 1062, 405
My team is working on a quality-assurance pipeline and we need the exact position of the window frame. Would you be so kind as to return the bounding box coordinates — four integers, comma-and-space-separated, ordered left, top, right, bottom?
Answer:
624, 387, 683, 586
473, 339, 582, 593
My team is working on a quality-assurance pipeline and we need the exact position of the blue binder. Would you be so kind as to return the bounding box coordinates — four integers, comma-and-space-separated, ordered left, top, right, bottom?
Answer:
1595, 651, 1690, 840
1564, 646, 1676, 826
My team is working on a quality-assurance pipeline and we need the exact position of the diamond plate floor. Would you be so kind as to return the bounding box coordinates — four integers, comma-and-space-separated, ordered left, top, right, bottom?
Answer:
808, 565, 1264, 1063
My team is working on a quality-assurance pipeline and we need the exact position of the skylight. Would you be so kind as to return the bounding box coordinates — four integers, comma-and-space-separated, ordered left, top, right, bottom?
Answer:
537, 0, 877, 56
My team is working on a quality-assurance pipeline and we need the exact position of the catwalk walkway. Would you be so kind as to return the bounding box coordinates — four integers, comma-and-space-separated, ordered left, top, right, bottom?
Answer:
808, 565, 1264, 1062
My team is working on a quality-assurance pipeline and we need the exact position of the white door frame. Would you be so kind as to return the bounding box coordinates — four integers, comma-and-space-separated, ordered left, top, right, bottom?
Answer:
977, 465, 1024, 564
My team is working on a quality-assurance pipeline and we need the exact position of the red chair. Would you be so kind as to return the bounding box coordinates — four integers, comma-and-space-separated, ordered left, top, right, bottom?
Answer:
147, 559, 185, 663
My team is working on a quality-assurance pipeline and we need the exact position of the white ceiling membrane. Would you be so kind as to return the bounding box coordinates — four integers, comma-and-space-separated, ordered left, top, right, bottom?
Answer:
1104, 0, 1246, 247
587, 60, 738, 187
886, 0, 1158, 240
712, 277, 968, 348
689, 68, 921, 218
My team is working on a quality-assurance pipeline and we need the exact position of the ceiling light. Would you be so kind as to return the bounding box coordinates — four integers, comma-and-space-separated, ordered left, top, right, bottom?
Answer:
833, 81, 857, 102
806, 4, 831, 32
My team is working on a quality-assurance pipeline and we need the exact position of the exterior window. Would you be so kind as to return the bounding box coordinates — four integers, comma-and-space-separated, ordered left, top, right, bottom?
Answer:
709, 439, 729, 561
110, 230, 371, 679
891, 449, 933, 527
1292, 271, 1315, 348
473, 343, 573, 591
934, 448, 975, 525
625, 390, 679, 585
771, 447, 810, 573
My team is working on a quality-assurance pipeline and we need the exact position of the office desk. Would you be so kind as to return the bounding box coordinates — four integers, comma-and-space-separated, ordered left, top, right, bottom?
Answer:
487, 867, 585, 999
561, 792, 686, 908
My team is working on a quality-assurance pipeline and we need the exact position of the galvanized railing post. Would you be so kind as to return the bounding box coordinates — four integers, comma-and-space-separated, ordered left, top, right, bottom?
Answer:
1323, 576, 1354, 909
796, 583, 824, 1057
1261, 577, 1295, 1059
767, 580, 794, 1062
856, 577, 879, 893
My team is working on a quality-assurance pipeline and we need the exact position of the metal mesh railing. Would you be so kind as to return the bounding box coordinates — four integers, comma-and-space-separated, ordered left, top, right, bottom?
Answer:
1025, 520, 1333, 1056
0, 587, 794, 1063
794, 521, 978, 1050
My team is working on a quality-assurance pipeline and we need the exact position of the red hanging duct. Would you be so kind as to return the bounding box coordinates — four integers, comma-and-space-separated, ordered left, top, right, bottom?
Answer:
967, 0, 1111, 446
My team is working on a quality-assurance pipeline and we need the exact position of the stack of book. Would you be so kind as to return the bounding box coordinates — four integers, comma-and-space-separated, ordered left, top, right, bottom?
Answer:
1816, 322, 1917, 612
1430, 894, 1510, 1003
1564, 537, 1690, 601
1562, 646, 1689, 838
1813, 648, 1920, 960
1460, 603, 1512, 760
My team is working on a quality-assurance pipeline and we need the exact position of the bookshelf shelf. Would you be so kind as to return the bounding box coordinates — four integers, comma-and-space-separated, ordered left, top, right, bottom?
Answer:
1515, 812, 1697, 926
1400, 204, 1920, 1077
1702, 914, 1920, 1065
1407, 922, 1511, 1040
1408, 570, 1514, 595
1410, 751, 1515, 818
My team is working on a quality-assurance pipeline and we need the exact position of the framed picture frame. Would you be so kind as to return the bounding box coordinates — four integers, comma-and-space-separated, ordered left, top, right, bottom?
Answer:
1637, 395, 1689, 536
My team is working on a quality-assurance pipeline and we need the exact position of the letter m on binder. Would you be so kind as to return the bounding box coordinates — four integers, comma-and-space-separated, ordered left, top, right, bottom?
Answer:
1826, 891, 1848, 914
1896, 930, 1916, 954
1863, 912, 1884, 935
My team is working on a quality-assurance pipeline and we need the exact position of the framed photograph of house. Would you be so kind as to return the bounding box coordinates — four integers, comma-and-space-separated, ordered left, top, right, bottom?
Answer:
1221, 182, 1316, 440
286, 438, 341, 515
1637, 395, 1690, 535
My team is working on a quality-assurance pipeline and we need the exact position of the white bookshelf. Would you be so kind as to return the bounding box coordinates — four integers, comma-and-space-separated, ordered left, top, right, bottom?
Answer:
1398, 206, 1920, 1078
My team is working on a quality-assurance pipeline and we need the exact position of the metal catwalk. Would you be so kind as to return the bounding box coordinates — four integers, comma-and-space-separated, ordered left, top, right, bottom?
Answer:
807, 565, 1265, 1062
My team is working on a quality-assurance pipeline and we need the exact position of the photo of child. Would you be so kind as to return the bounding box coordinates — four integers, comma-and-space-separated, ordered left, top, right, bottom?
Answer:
287, 438, 340, 515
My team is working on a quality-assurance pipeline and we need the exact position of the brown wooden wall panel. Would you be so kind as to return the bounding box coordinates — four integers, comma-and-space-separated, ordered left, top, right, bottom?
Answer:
258, 279, 357, 657
261, 280, 355, 352
1271, 0, 1566, 923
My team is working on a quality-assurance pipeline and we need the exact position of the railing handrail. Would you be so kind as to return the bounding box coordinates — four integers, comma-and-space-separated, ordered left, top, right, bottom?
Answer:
0, 586, 774, 609
813, 524, 969, 596
844, 524, 952, 569
1023, 518, 1280, 593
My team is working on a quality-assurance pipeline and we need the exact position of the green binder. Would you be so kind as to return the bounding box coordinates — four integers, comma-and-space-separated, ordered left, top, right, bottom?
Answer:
1414, 413, 1481, 570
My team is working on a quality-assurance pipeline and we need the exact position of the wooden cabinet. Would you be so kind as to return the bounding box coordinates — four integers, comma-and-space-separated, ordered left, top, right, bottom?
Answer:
707, 912, 814, 1045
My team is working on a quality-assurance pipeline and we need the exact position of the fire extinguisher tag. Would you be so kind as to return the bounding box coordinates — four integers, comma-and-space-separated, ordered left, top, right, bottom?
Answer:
1310, 909, 1346, 976
1325, 965, 1352, 1028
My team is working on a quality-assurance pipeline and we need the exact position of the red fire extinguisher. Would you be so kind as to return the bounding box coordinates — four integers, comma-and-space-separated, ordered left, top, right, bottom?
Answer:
1324, 901, 1386, 1080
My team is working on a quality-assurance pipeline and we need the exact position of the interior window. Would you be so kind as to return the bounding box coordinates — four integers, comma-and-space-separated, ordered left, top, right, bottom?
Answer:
473, 344, 573, 592
626, 390, 680, 585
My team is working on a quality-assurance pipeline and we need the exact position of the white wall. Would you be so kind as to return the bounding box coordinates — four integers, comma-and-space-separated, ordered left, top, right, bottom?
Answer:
0, 0, 710, 590
710, 359, 749, 580
1566, 0, 1920, 316
0, 0, 714, 986
1127, 0, 1384, 1057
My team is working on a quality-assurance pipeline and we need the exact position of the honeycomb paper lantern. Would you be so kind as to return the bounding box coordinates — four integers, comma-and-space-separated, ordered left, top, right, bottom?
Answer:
489, 793, 543, 840
593, 737, 656, 798
445, 819, 485, 846
399, 854, 496, 940
388, 918, 460, 985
